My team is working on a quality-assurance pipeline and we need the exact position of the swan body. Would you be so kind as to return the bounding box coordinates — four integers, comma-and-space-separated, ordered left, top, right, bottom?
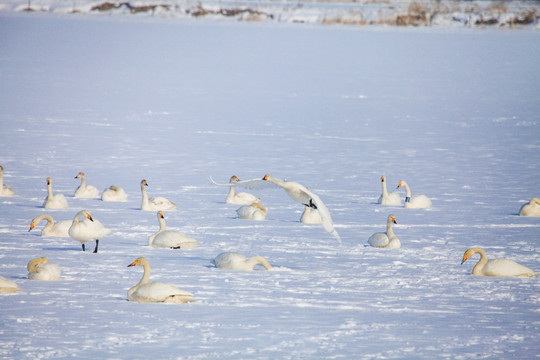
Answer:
377, 175, 401, 206
127, 257, 195, 303
29, 214, 71, 237
0, 275, 21, 293
0, 165, 15, 197
43, 177, 68, 209
74, 172, 100, 198
368, 214, 401, 249
140, 179, 177, 211
27, 257, 61, 281
212, 252, 272, 271
210, 174, 341, 243
101, 185, 128, 202
397, 180, 431, 209
236, 203, 267, 221
68, 210, 111, 253
148, 211, 200, 249
519, 198, 540, 217
300, 204, 322, 224
226, 175, 261, 205
461, 248, 537, 277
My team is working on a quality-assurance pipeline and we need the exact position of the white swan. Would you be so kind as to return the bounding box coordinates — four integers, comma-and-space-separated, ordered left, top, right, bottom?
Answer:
68, 210, 112, 253
43, 177, 68, 209
148, 211, 200, 249
368, 214, 401, 249
518, 198, 540, 217
300, 204, 322, 224
461, 248, 537, 277
236, 202, 267, 221
225, 175, 261, 205
0, 275, 21, 293
377, 175, 401, 206
211, 252, 272, 271
101, 185, 128, 202
0, 165, 15, 197
27, 257, 61, 281
210, 174, 341, 243
140, 179, 177, 211
29, 214, 71, 237
74, 172, 100, 198
396, 180, 432, 209
127, 257, 196, 303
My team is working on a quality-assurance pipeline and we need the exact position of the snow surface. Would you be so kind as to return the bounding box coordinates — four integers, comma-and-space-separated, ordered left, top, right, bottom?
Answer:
1, 12, 540, 359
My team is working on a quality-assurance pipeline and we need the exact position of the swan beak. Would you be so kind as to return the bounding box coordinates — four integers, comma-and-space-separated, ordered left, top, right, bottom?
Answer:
28, 223, 34, 232
392, 217, 397, 224
396, 183, 402, 189
86, 213, 94, 222
461, 255, 468, 265
381, 176, 385, 182
159, 212, 164, 219
127, 260, 138, 267
262, 174, 270, 180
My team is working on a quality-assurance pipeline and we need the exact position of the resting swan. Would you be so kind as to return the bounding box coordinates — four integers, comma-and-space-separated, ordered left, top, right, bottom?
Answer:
74, 172, 100, 198
368, 214, 401, 248
461, 247, 537, 277
29, 214, 71, 237
101, 185, 128, 202
0, 165, 15, 197
0, 275, 21, 293
377, 175, 401, 206
518, 198, 540, 217
43, 177, 68, 209
210, 174, 341, 244
397, 180, 431, 209
236, 202, 267, 221
148, 211, 200, 249
226, 175, 261, 205
212, 252, 272, 271
127, 257, 196, 303
300, 204, 322, 224
68, 210, 112, 253
27, 257, 61, 280
140, 179, 177, 211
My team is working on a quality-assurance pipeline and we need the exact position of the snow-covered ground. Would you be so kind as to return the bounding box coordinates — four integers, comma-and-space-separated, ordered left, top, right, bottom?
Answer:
1, 12, 540, 359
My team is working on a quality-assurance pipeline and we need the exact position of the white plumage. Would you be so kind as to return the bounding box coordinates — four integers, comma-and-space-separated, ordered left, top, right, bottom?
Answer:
148, 211, 200, 249
377, 175, 401, 206
461, 248, 537, 277
27, 257, 61, 281
74, 172, 100, 198
140, 179, 177, 211
368, 214, 401, 249
68, 210, 112, 253
212, 252, 272, 271
43, 177, 68, 209
397, 180, 431, 209
29, 214, 71, 237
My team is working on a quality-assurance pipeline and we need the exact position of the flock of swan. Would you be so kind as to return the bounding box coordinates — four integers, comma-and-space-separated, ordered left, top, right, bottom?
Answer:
0, 166, 538, 300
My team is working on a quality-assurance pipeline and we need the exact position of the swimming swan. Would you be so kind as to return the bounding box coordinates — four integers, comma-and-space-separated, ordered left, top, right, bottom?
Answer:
518, 198, 540, 217
211, 252, 272, 271
27, 257, 61, 280
29, 214, 71, 237
127, 257, 196, 303
74, 172, 100, 198
68, 210, 112, 253
368, 214, 401, 249
43, 177, 68, 209
0, 165, 15, 197
101, 185, 128, 202
236, 202, 267, 221
0, 275, 21, 293
210, 174, 341, 244
461, 247, 537, 277
140, 179, 177, 211
148, 211, 200, 249
396, 180, 431, 209
377, 175, 401, 206
224, 175, 261, 205
300, 204, 322, 224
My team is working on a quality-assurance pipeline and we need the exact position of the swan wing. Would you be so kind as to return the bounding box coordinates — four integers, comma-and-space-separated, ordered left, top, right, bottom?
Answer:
301, 186, 341, 244
135, 282, 194, 302
368, 232, 390, 247
209, 176, 277, 190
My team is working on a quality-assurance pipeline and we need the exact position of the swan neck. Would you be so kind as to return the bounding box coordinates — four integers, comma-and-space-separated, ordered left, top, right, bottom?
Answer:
249, 256, 272, 270
226, 186, 235, 201
386, 218, 395, 237
37, 214, 54, 226
402, 182, 411, 197
79, 175, 86, 188
47, 181, 54, 197
381, 179, 388, 196
129, 261, 151, 298
141, 183, 149, 206
471, 248, 488, 275
158, 216, 167, 232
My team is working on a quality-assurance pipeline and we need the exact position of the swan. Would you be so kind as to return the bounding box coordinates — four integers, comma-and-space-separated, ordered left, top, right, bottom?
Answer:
210, 174, 341, 243
0, 275, 21, 293
74, 172, 100, 198
140, 179, 177, 211
225, 175, 261, 205
101, 185, 128, 202
27, 257, 61, 281
148, 211, 200, 249
127, 257, 196, 303
29, 214, 71, 237
377, 175, 401, 206
68, 210, 112, 253
43, 177, 68, 209
396, 180, 432, 209
300, 203, 322, 224
0, 165, 15, 197
211, 252, 272, 271
461, 248, 537, 277
518, 198, 540, 217
368, 214, 401, 249
236, 202, 267, 221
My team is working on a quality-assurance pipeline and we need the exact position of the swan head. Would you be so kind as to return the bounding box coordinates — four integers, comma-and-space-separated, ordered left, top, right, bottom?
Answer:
397, 180, 405, 189
128, 257, 147, 268
461, 248, 476, 265
158, 211, 165, 219
80, 210, 94, 222
47, 177, 51, 185
141, 179, 148, 187
27, 257, 48, 272
381, 175, 386, 182
262, 174, 270, 181
28, 221, 35, 232
229, 175, 240, 183
389, 214, 397, 224
75, 172, 85, 179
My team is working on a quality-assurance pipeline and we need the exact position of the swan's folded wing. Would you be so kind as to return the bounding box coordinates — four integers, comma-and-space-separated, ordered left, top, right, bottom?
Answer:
302, 187, 341, 244
209, 176, 277, 190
